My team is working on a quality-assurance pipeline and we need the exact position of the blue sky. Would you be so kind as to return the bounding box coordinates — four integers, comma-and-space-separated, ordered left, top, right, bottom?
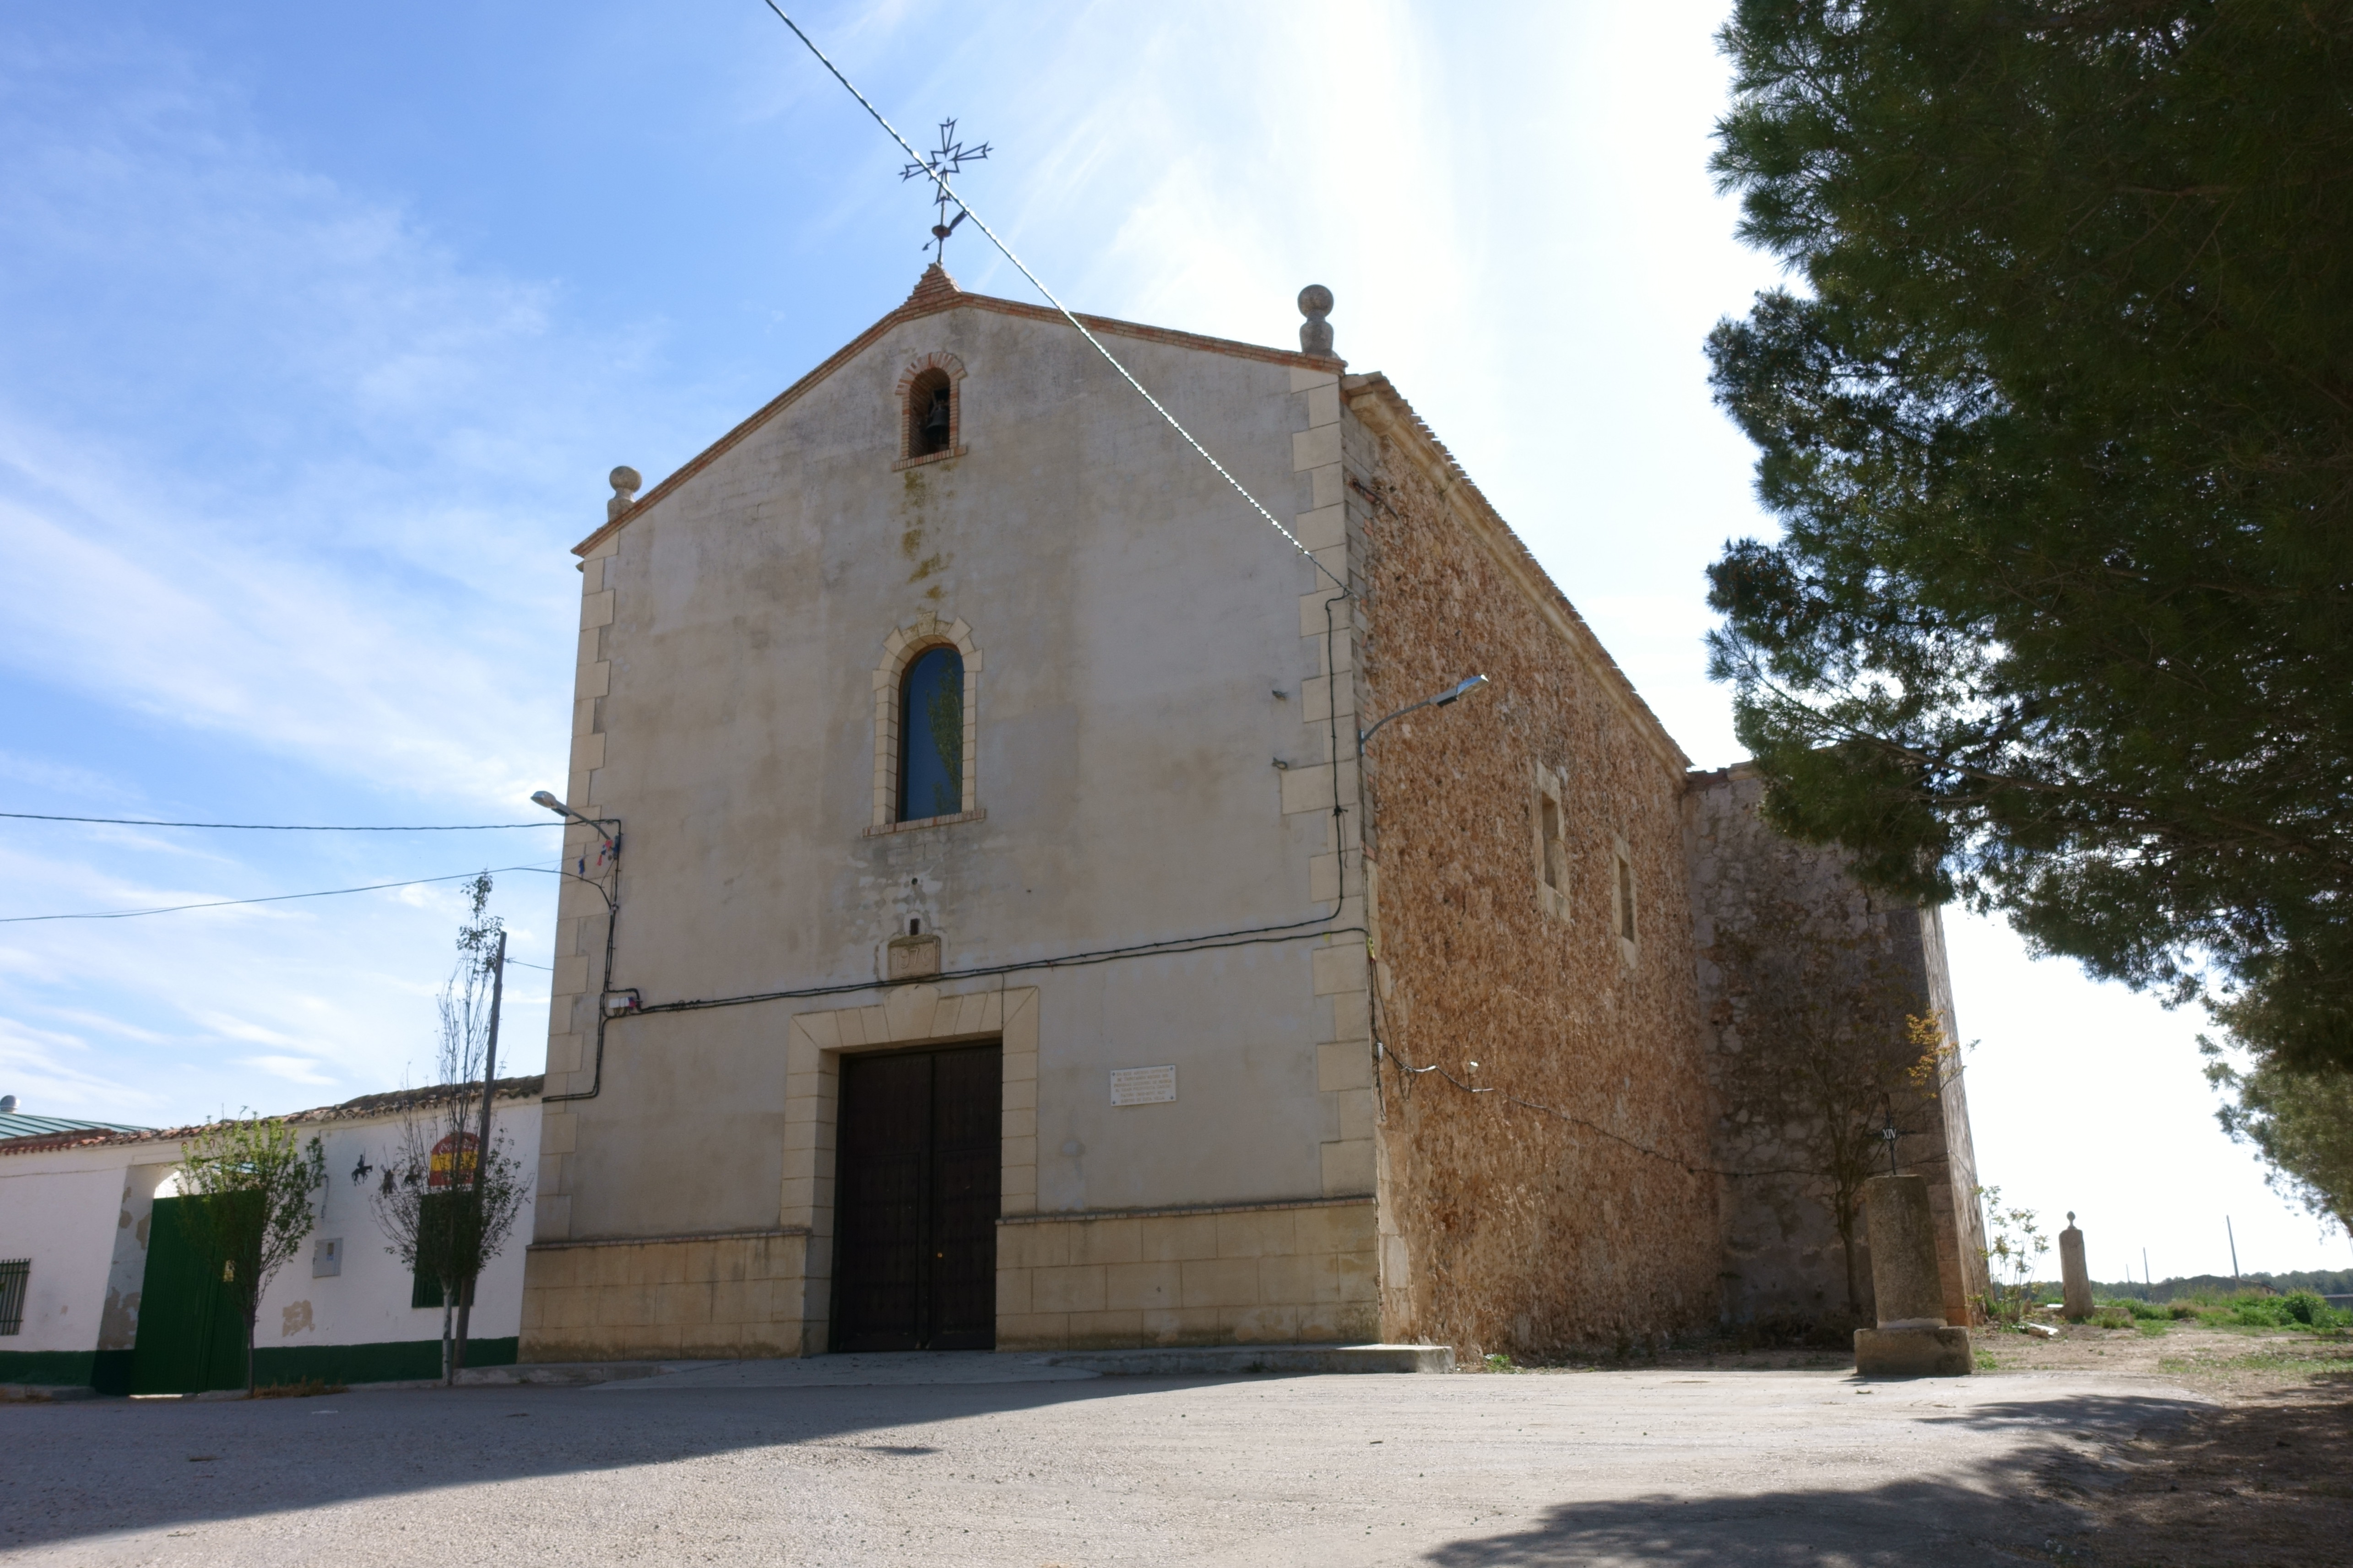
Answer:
1, 0, 2341, 1276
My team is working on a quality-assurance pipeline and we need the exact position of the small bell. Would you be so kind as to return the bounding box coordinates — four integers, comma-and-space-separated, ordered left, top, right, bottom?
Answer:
922, 390, 951, 444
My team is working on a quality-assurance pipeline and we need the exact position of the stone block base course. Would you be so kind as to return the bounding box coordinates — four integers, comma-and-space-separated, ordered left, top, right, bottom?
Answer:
1047, 1343, 1450, 1375
995, 1198, 1378, 1350
1854, 1325, 1974, 1378
520, 1229, 810, 1363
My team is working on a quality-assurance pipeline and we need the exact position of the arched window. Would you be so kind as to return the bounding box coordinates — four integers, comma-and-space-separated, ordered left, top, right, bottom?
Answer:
905, 368, 953, 459
898, 645, 965, 822
867, 613, 981, 836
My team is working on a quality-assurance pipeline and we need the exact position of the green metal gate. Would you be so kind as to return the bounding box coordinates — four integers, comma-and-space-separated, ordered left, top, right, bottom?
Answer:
128, 1196, 249, 1394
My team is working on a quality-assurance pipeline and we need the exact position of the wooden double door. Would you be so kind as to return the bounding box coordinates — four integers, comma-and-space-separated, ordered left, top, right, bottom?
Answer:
831, 1041, 1001, 1352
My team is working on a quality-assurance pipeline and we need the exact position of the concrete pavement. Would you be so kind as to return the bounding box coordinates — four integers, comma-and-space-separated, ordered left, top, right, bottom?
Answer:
0, 1358, 2206, 1565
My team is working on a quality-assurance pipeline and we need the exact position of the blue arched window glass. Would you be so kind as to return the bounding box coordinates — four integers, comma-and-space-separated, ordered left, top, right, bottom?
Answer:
898, 646, 965, 822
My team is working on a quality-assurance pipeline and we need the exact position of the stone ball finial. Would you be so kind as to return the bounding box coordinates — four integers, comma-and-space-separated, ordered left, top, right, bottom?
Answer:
1298, 284, 1334, 356
608, 465, 642, 521
2067, 1211, 2076, 1226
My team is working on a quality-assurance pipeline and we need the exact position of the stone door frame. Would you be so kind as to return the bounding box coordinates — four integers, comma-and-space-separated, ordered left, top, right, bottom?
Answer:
781, 984, 1038, 1354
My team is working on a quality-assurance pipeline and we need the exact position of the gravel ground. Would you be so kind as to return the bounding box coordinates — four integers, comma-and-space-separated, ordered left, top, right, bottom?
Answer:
1960, 1319, 2353, 1565
0, 1353, 2229, 1567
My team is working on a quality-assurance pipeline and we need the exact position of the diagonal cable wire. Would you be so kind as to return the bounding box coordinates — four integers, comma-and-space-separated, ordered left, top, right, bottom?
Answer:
756, 1, 1347, 595
0, 811, 563, 832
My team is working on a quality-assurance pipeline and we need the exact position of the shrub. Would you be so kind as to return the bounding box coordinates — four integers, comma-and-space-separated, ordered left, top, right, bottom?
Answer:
2169, 1303, 2199, 1320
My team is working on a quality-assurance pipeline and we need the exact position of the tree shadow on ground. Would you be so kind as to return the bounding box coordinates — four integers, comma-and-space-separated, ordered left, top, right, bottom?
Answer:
1419, 1477, 2088, 1567
1420, 1387, 2347, 1568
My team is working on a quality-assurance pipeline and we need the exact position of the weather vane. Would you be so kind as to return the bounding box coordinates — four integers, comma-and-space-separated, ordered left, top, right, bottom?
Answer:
901, 119, 991, 263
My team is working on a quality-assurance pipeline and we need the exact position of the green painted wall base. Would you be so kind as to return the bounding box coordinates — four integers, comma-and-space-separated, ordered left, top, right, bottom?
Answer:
2, 1338, 518, 1391
0, 1349, 97, 1388
252, 1336, 519, 1387
92, 1349, 135, 1396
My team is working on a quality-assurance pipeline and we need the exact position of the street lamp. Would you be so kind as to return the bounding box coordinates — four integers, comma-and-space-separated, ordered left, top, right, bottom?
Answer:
533, 789, 617, 850
1357, 675, 1489, 754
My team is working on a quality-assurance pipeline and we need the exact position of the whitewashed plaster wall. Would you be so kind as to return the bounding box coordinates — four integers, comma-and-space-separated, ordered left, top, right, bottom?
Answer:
0, 1097, 541, 1359
0, 1155, 141, 1355
255, 1100, 541, 1351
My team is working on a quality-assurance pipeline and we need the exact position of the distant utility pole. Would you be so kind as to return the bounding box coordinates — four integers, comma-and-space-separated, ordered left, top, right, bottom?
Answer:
2144, 1247, 2152, 1291
2226, 1216, 2240, 1281
453, 927, 506, 1369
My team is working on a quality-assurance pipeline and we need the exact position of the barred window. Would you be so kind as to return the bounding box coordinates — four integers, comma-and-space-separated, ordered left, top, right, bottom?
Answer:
0, 1259, 28, 1335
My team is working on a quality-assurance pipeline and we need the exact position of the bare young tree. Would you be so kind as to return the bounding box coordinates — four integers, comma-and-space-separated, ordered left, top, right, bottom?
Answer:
367, 873, 531, 1382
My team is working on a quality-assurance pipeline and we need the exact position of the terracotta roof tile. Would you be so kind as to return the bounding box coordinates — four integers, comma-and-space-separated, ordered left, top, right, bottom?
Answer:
0, 1075, 543, 1157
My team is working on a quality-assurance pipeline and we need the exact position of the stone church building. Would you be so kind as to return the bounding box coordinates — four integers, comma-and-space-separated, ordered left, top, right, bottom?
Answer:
519, 266, 1988, 1363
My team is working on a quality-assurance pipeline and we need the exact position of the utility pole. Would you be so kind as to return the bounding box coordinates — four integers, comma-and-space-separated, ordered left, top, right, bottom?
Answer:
2143, 1247, 2152, 1296
2226, 1216, 2240, 1282
454, 927, 506, 1371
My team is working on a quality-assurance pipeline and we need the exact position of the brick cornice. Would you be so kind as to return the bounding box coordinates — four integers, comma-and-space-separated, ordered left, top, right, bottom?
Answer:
574, 275, 1347, 557
1342, 373, 1693, 779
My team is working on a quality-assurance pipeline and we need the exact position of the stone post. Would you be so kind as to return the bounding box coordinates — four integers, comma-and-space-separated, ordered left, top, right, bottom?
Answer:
2059, 1212, 2093, 1322
1853, 1174, 1973, 1377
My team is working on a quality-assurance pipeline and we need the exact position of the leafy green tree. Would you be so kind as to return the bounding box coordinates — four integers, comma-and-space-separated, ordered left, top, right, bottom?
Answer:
1703, 2, 2353, 1071
2204, 1044, 2353, 1242
177, 1115, 326, 1395
1976, 1185, 2049, 1327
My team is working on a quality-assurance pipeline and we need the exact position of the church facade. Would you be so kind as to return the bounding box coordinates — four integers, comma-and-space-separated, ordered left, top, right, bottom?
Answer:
518, 268, 1985, 1363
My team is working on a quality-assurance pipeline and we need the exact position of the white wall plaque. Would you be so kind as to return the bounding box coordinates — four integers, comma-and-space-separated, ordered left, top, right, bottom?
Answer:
1110, 1065, 1177, 1106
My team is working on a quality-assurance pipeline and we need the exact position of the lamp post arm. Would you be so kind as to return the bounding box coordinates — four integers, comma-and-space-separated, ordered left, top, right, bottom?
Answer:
1357, 675, 1490, 755
1358, 696, 1441, 754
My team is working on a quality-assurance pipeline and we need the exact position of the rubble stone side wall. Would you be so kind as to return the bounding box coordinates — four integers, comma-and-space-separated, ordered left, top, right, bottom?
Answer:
1346, 388, 1723, 1359
1684, 766, 1989, 1330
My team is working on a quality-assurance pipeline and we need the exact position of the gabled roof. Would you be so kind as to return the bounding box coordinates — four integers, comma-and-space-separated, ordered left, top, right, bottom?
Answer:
0, 1076, 544, 1157
573, 264, 1346, 557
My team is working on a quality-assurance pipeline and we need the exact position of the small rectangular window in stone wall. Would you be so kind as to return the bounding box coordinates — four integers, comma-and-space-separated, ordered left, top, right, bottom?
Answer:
1610, 835, 1638, 962
0, 1259, 27, 1335
1531, 762, 1571, 922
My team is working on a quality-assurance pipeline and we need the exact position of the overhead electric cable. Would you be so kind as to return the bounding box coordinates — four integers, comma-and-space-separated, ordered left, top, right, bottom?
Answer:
0, 811, 563, 832
0, 864, 587, 924
754, 0, 1346, 595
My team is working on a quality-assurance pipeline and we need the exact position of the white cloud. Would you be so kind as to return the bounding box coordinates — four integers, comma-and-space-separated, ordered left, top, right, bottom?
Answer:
0, 1015, 163, 1114
237, 1054, 338, 1087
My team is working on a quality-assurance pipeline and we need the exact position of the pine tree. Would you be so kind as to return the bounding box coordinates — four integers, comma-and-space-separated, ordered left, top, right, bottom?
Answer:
1705, 1, 2353, 1070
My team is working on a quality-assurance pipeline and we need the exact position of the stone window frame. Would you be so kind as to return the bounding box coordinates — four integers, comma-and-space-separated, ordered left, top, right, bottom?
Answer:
1531, 761, 1570, 922
893, 351, 969, 470
866, 613, 983, 835
1609, 832, 1638, 966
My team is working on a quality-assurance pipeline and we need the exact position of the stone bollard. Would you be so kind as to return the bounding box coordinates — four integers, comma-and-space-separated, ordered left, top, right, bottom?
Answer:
1853, 1173, 1973, 1377
2059, 1213, 2093, 1322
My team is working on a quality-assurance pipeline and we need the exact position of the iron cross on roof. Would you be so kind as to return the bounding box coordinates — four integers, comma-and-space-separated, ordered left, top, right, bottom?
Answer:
901, 119, 991, 263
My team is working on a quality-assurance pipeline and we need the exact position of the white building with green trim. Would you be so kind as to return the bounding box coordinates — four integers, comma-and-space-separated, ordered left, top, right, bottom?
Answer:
0, 1080, 539, 1394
